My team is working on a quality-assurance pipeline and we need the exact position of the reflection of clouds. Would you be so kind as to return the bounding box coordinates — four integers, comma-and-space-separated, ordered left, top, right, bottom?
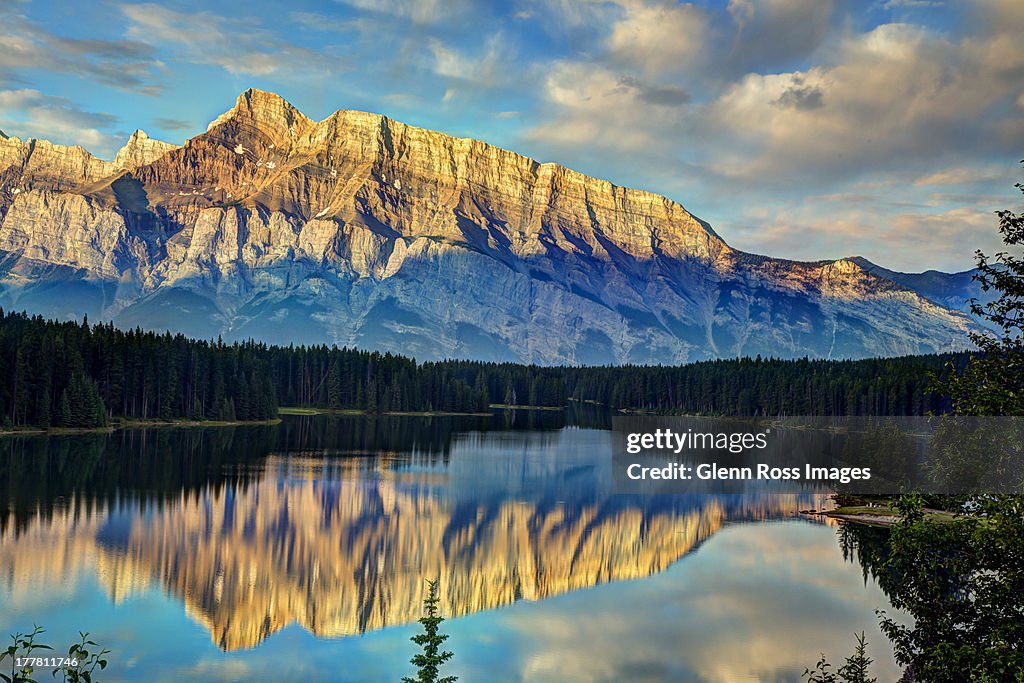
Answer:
488, 523, 905, 683
173, 657, 259, 682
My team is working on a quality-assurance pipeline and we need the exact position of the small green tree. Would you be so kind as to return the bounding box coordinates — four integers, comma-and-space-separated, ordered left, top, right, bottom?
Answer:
836, 632, 876, 683
802, 630, 876, 683
804, 632, 877, 683
402, 580, 457, 683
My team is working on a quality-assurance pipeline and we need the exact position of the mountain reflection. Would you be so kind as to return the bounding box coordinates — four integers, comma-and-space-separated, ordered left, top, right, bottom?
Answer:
0, 415, 827, 651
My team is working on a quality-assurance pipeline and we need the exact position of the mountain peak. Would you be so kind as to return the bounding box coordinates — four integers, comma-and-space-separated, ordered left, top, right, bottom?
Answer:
206, 88, 313, 144
113, 129, 177, 170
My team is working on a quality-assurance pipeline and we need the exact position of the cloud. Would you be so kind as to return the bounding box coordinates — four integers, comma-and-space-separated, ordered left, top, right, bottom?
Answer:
530, 0, 834, 82
526, 62, 689, 155
0, 3, 162, 93
288, 11, 363, 34
121, 3, 338, 77
0, 89, 122, 156
521, 0, 618, 30
334, 0, 471, 24
153, 117, 194, 132
881, 0, 943, 8
619, 77, 690, 105
724, 0, 836, 75
721, 191, 1008, 272
912, 164, 1012, 187
703, 20, 1024, 185
429, 33, 512, 85
605, 1, 709, 77
773, 75, 824, 110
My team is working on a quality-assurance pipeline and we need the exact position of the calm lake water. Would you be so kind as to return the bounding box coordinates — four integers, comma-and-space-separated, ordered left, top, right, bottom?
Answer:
0, 412, 905, 682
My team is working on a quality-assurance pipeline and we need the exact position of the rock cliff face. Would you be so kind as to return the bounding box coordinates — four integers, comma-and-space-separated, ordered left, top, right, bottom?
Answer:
0, 89, 978, 363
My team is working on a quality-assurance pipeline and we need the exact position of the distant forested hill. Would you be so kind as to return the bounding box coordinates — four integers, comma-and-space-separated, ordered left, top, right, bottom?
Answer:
0, 309, 966, 430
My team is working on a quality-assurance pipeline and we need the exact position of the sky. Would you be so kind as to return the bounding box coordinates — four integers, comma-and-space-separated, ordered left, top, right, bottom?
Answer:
1, 0, 1022, 273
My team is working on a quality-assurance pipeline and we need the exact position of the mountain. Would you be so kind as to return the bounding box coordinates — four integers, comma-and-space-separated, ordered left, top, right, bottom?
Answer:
0, 89, 978, 364
847, 256, 993, 320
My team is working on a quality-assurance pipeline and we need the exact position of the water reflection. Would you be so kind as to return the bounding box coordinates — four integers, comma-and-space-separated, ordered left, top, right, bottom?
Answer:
0, 415, 830, 653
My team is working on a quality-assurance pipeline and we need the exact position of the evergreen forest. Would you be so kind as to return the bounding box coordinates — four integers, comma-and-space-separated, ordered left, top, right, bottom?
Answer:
0, 308, 965, 429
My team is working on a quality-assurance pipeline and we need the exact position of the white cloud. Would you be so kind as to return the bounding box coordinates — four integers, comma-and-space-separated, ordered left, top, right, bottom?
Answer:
880, 0, 943, 8
526, 62, 689, 155
721, 193, 1008, 272
702, 20, 1024, 184
121, 3, 336, 77
912, 164, 1012, 187
0, 89, 122, 156
605, 1, 709, 77
429, 34, 511, 85
0, 3, 162, 93
334, 0, 470, 24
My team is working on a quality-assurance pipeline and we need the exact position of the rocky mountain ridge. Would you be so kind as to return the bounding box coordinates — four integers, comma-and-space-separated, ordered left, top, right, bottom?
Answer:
0, 89, 978, 363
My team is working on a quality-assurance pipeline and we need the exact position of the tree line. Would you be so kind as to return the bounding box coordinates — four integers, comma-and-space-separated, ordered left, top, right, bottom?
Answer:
0, 307, 967, 430
0, 310, 490, 429
445, 354, 962, 417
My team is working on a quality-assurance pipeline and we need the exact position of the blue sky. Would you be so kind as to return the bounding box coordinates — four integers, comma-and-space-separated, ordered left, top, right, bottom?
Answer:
1, 0, 1022, 272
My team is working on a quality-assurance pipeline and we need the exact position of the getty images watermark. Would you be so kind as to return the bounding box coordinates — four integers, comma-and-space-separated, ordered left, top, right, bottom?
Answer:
611, 416, 1024, 495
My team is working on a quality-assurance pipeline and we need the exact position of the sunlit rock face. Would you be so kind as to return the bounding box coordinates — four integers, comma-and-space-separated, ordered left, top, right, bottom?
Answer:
0, 89, 977, 363
0, 455, 829, 651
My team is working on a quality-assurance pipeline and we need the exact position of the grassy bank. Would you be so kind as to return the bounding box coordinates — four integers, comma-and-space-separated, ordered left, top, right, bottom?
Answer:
808, 501, 961, 527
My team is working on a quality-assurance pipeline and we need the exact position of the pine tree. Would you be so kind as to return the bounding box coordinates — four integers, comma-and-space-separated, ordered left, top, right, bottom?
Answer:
803, 632, 876, 683
402, 580, 457, 683
58, 390, 72, 428
836, 632, 876, 683
327, 360, 341, 408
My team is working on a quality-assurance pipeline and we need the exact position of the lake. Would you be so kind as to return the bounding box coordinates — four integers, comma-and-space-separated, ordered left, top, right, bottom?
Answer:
0, 412, 905, 682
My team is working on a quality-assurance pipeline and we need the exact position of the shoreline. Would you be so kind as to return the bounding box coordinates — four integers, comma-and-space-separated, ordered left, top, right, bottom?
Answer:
0, 417, 282, 438
803, 505, 960, 527
0, 404, 571, 437
278, 407, 494, 417
279, 404, 566, 417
